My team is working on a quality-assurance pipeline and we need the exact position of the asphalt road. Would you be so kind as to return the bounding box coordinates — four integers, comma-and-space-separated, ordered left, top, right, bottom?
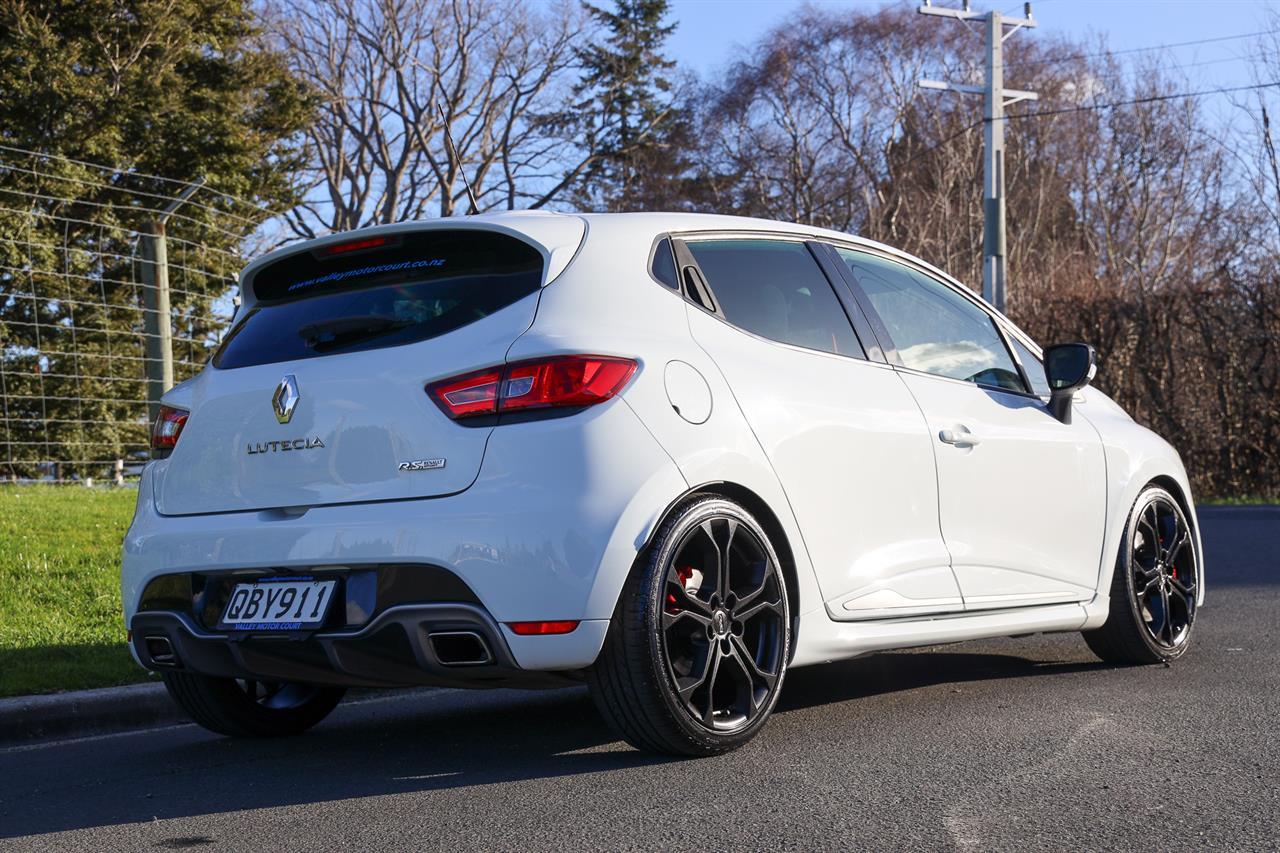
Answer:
2, 507, 1277, 851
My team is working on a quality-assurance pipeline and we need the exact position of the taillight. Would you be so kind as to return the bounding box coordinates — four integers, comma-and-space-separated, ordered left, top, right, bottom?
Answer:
151, 405, 189, 453
427, 356, 637, 420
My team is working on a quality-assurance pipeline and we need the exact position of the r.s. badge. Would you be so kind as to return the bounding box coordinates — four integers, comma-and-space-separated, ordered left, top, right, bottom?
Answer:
398, 458, 446, 472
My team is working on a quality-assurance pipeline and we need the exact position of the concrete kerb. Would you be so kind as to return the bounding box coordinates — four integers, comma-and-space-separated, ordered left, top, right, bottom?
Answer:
0, 682, 182, 746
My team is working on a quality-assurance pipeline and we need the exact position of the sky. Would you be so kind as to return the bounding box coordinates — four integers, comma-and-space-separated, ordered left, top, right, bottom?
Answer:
664, 0, 1278, 119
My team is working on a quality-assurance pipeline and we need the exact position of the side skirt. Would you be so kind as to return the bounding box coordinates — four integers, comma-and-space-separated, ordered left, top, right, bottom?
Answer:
790, 598, 1106, 669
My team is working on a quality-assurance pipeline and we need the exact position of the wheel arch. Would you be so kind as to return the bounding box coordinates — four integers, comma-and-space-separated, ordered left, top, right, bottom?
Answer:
1148, 474, 1205, 600
642, 481, 805, 662
1150, 475, 1195, 534
1093, 466, 1206, 619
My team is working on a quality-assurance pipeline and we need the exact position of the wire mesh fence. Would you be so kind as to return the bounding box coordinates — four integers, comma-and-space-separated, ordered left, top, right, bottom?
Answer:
0, 148, 271, 484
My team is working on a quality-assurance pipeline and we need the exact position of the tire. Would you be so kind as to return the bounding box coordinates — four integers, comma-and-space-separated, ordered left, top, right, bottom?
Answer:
162, 671, 345, 737
1083, 484, 1199, 665
587, 495, 792, 756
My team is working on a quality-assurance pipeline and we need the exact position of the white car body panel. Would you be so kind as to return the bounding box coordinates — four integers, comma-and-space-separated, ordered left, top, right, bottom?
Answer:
682, 305, 962, 620
897, 369, 1107, 609
1074, 386, 1206, 619
505, 216, 827, 624
121, 210, 1204, 681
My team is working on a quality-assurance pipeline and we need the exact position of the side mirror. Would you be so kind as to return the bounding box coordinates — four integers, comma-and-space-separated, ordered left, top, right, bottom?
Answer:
1043, 343, 1096, 424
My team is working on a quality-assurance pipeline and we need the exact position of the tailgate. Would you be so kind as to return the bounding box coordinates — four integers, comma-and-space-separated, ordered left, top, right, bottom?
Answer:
154, 297, 536, 515
153, 224, 576, 515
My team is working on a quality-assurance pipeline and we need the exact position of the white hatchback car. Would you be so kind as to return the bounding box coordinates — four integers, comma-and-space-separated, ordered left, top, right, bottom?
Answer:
123, 212, 1203, 755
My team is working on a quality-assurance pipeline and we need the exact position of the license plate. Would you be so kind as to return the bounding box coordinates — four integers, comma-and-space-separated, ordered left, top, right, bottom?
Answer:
219, 578, 337, 631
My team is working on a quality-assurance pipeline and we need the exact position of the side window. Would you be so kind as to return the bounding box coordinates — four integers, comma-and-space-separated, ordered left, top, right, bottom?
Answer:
685, 239, 862, 357
650, 238, 679, 290
1010, 336, 1051, 397
835, 248, 1026, 393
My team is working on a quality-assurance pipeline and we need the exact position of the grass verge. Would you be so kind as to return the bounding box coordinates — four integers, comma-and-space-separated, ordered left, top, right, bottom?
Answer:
0, 486, 155, 697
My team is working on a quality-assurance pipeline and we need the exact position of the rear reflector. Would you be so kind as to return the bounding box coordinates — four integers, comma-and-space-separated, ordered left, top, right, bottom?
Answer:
151, 405, 189, 451
428, 356, 637, 420
506, 620, 580, 636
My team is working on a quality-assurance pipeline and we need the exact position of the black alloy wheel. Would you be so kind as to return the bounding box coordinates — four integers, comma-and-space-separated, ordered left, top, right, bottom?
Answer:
588, 495, 792, 756
1084, 485, 1199, 664
660, 515, 787, 732
1129, 494, 1198, 650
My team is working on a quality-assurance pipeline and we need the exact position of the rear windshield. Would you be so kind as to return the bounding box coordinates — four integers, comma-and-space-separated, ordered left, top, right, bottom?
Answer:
214, 230, 543, 369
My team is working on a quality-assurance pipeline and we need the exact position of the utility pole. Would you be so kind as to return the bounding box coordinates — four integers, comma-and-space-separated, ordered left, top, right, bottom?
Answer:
917, 0, 1037, 313
140, 178, 205, 425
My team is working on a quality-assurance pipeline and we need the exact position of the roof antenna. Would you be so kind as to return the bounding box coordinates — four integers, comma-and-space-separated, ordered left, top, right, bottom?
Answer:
436, 100, 479, 216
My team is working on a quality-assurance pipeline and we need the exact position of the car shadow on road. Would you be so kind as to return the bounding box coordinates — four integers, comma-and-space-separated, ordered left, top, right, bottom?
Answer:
3, 647, 1110, 839
776, 648, 1109, 712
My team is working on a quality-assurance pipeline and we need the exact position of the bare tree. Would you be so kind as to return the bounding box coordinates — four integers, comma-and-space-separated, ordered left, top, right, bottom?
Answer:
267, 0, 613, 237
688, 5, 1280, 498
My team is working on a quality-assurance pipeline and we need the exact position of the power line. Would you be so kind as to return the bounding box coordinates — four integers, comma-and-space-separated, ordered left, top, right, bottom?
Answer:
896, 81, 1280, 181
1006, 80, 1280, 122
931, 49, 1264, 84
896, 119, 983, 171
1004, 27, 1279, 71
924, 29, 1275, 81
1150, 53, 1264, 74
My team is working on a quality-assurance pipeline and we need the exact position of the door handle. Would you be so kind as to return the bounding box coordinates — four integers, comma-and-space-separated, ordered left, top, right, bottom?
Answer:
939, 426, 981, 448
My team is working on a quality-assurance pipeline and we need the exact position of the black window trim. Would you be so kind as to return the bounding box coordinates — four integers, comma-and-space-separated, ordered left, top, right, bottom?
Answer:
807, 241, 885, 363
670, 236, 722, 316
823, 240, 1043, 400
1004, 331, 1052, 401
667, 230, 871, 362
647, 235, 681, 291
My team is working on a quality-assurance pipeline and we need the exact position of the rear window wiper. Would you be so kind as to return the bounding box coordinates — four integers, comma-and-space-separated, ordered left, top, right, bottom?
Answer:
298, 315, 413, 351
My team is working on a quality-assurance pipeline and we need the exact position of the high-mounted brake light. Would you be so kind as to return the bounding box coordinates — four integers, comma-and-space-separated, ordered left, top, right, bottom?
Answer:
315, 235, 396, 257
506, 620, 580, 636
151, 405, 189, 452
427, 356, 638, 420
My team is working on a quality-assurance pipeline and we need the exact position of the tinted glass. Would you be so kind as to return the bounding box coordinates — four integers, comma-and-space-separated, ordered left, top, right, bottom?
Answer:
686, 239, 861, 357
835, 248, 1025, 392
1011, 336, 1051, 396
215, 231, 543, 369
651, 238, 679, 289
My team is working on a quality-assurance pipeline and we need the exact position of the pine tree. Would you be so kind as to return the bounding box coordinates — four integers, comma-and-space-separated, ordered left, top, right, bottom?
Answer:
573, 0, 682, 211
0, 0, 313, 479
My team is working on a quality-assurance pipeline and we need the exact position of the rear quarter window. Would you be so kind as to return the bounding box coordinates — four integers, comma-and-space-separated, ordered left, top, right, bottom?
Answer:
215, 230, 543, 369
684, 238, 862, 357
650, 237, 679, 289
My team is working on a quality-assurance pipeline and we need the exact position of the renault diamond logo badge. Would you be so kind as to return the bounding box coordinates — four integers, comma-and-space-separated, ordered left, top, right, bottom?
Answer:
272, 374, 299, 424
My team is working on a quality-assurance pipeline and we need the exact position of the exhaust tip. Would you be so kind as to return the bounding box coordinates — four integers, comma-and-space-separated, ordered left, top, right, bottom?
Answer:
144, 635, 178, 667
428, 631, 492, 666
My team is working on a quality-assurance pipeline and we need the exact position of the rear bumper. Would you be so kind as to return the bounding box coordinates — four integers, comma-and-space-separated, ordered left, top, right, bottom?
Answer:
131, 604, 602, 690
122, 398, 686, 674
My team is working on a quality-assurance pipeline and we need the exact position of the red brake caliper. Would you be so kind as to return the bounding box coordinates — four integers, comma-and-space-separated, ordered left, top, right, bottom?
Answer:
666, 565, 694, 614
